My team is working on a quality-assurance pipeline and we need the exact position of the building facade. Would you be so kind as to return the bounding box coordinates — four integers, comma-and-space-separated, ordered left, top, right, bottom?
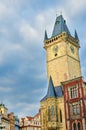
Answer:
0, 103, 10, 130
40, 14, 85, 130
62, 77, 86, 130
0, 103, 20, 130
15, 116, 20, 130
20, 113, 41, 130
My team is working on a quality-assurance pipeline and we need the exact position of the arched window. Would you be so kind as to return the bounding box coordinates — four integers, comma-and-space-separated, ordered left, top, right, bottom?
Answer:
51, 105, 54, 121
48, 106, 51, 121
51, 106, 54, 116
56, 106, 58, 121
73, 123, 76, 130
60, 110, 62, 122
78, 122, 81, 130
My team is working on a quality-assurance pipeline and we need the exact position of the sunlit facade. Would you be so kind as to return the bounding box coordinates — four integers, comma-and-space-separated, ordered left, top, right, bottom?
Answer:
40, 14, 86, 130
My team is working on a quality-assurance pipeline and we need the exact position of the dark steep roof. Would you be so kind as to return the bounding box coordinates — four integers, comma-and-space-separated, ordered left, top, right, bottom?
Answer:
40, 77, 63, 102
44, 30, 48, 40
75, 30, 79, 41
52, 15, 70, 37
55, 86, 63, 97
47, 76, 56, 98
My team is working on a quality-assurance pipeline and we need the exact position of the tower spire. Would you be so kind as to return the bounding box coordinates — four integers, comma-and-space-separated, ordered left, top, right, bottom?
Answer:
44, 30, 48, 41
52, 15, 70, 37
75, 29, 79, 41
47, 76, 56, 98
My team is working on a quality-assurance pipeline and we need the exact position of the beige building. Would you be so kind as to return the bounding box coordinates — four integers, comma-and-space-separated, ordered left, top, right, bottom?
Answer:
8, 112, 15, 130
0, 103, 10, 130
0, 103, 20, 130
20, 112, 41, 130
40, 14, 82, 130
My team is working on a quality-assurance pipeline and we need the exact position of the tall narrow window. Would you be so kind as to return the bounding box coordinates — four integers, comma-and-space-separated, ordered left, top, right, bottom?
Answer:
51, 105, 54, 121
48, 106, 51, 121
78, 122, 81, 130
60, 110, 62, 122
73, 123, 76, 130
56, 106, 58, 121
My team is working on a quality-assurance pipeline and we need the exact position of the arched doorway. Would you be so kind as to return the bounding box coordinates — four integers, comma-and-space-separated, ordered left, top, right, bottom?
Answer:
77, 122, 81, 130
73, 123, 76, 130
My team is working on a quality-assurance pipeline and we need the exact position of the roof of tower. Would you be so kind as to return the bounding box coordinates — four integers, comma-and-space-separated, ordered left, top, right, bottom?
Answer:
40, 76, 63, 102
47, 76, 56, 98
55, 86, 63, 97
52, 15, 70, 37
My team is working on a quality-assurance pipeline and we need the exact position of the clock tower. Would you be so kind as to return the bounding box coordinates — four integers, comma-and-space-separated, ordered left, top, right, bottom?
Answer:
44, 15, 81, 86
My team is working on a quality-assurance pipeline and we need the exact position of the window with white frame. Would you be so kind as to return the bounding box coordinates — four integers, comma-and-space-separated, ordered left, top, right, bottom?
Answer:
70, 86, 78, 99
72, 103, 80, 115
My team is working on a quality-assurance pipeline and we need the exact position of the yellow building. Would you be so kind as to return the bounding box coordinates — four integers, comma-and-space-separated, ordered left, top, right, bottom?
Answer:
40, 14, 81, 130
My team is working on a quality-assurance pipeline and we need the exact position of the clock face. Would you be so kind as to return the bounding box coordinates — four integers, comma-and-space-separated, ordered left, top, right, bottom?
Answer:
53, 45, 58, 53
52, 45, 58, 57
70, 46, 74, 53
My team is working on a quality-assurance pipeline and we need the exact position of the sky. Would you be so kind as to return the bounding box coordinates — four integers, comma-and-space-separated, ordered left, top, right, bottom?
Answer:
0, 0, 86, 118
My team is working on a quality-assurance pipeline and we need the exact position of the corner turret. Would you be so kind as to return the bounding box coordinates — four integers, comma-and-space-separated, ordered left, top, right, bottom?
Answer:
44, 30, 48, 41
47, 76, 56, 98
75, 30, 79, 41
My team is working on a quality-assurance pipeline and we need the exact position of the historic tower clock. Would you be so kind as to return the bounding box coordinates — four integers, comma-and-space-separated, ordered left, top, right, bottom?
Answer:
44, 15, 81, 86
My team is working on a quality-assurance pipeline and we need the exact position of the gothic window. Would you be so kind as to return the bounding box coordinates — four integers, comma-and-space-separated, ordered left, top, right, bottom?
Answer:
60, 109, 62, 123
72, 104, 80, 115
56, 106, 58, 121
51, 106, 54, 116
70, 86, 78, 99
51, 105, 54, 121
48, 106, 51, 121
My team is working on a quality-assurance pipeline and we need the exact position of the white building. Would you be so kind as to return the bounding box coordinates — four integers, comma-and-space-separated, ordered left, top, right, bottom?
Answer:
20, 113, 41, 130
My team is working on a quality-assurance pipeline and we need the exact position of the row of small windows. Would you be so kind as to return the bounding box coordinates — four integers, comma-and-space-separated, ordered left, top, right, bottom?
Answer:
21, 128, 40, 130
23, 121, 40, 126
73, 122, 81, 130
